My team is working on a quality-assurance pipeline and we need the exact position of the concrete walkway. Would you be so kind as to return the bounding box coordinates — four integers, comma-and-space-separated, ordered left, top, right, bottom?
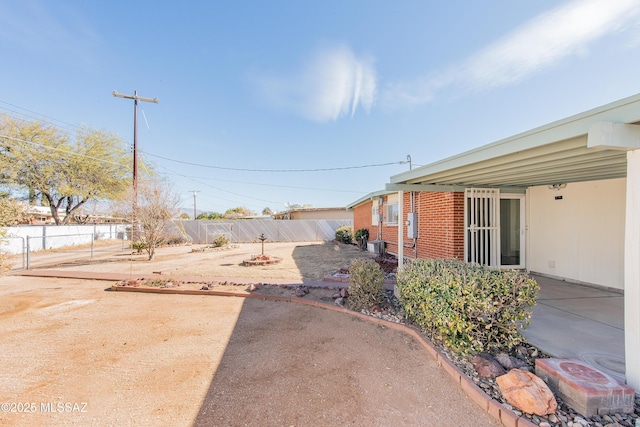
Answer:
523, 275, 625, 382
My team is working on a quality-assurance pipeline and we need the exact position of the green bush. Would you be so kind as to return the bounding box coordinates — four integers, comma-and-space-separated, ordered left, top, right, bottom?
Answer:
354, 228, 369, 242
348, 258, 385, 311
165, 234, 189, 245
131, 241, 149, 253
335, 226, 353, 244
211, 234, 230, 248
396, 259, 539, 355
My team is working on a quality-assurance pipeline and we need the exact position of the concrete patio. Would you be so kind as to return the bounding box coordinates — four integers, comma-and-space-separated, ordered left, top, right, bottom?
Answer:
524, 275, 626, 383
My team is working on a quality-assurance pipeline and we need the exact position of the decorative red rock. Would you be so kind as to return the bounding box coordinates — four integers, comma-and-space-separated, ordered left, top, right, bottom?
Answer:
472, 354, 507, 379
496, 369, 557, 415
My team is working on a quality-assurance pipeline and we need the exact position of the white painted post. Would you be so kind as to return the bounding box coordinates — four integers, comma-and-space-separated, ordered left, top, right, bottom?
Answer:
398, 190, 404, 271
625, 149, 640, 391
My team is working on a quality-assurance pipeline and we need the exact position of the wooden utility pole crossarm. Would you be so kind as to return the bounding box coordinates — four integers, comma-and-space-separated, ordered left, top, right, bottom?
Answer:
112, 90, 159, 190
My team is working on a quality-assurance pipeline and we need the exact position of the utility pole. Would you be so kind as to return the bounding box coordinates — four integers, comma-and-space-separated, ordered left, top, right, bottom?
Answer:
112, 90, 159, 191
113, 90, 158, 240
190, 190, 199, 219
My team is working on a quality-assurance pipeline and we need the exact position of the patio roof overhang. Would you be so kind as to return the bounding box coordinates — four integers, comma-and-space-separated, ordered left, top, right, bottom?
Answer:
388, 94, 640, 192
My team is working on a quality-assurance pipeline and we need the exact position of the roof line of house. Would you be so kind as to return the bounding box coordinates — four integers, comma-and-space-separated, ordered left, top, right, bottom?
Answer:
390, 92, 640, 185
346, 189, 396, 210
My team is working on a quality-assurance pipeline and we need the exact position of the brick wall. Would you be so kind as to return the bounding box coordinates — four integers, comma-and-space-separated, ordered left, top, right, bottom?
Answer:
414, 191, 464, 260
353, 201, 377, 241
352, 191, 465, 260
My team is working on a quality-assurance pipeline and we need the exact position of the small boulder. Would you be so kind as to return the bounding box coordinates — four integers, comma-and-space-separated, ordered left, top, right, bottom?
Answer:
340, 288, 349, 298
514, 345, 529, 359
495, 353, 530, 370
472, 353, 507, 379
496, 369, 557, 416
334, 297, 345, 307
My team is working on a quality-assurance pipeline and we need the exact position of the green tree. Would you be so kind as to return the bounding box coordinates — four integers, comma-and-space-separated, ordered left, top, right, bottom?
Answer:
196, 211, 223, 220
224, 206, 255, 219
0, 117, 131, 225
262, 207, 273, 216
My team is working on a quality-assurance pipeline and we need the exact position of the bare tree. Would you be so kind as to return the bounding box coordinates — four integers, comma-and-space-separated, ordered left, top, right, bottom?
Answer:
119, 178, 181, 260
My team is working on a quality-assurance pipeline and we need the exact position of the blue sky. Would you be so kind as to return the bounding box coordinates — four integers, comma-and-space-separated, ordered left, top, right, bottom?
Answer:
2, 0, 640, 215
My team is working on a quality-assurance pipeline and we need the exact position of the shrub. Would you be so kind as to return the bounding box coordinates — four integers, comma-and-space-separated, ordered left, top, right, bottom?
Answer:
354, 228, 369, 242
211, 234, 229, 248
0, 228, 12, 274
165, 234, 189, 245
131, 241, 149, 253
348, 258, 385, 311
335, 226, 353, 244
396, 259, 539, 355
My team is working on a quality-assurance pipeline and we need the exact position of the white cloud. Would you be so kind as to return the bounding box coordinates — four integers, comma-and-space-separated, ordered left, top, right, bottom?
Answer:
253, 45, 377, 122
382, 0, 640, 108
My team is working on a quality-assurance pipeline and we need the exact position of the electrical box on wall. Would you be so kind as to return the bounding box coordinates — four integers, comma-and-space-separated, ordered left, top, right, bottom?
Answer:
406, 212, 417, 238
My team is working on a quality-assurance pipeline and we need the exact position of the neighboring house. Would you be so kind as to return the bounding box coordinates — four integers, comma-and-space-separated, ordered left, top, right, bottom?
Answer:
23, 205, 61, 224
347, 93, 640, 390
21, 205, 124, 224
273, 206, 353, 221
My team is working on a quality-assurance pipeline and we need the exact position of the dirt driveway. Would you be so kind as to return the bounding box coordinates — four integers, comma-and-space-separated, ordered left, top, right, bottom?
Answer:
0, 242, 500, 426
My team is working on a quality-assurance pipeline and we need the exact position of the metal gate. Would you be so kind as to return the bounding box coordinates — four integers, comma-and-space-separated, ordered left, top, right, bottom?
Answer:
464, 188, 500, 267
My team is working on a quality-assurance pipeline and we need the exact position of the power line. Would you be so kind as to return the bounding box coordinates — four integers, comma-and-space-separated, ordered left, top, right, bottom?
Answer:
181, 175, 284, 205
142, 150, 408, 173
158, 168, 366, 194
0, 133, 130, 169
0, 101, 86, 135
1, 103, 410, 174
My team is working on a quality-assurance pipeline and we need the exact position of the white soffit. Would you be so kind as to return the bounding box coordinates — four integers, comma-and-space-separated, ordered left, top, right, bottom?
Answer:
392, 94, 640, 188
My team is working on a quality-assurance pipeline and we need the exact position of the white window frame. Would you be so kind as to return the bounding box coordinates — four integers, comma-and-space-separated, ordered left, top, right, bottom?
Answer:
385, 194, 399, 226
371, 203, 379, 226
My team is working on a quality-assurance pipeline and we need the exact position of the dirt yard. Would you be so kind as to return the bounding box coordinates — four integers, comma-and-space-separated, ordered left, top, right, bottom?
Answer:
26, 241, 378, 283
0, 242, 500, 427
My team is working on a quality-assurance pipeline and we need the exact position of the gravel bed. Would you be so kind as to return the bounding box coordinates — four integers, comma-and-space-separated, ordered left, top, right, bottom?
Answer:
360, 291, 640, 427
115, 277, 639, 427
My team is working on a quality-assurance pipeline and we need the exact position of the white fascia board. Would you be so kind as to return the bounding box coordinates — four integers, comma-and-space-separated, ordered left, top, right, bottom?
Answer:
391, 93, 640, 184
588, 122, 640, 151
385, 183, 526, 194
346, 189, 395, 210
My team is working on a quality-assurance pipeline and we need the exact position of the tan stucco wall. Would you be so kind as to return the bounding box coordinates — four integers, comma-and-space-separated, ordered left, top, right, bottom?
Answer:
292, 210, 353, 220
528, 178, 626, 290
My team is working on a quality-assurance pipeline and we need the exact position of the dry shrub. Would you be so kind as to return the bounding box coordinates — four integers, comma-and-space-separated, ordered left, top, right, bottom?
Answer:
348, 258, 384, 311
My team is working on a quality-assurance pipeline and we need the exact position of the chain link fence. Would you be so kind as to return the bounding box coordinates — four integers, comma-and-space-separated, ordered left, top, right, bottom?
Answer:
2, 220, 352, 271
170, 220, 352, 244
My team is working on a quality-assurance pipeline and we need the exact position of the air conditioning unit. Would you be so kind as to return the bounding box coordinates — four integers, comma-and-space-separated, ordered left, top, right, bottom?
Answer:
367, 240, 384, 255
